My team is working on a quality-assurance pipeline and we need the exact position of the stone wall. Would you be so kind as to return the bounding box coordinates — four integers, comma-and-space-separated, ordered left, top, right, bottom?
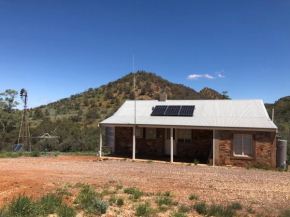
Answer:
217, 130, 276, 168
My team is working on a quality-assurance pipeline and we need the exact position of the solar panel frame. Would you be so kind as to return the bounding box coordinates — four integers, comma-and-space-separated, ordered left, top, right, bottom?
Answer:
164, 106, 181, 116
14, 144, 23, 152
151, 105, 168, 116
179, 105, 195, 116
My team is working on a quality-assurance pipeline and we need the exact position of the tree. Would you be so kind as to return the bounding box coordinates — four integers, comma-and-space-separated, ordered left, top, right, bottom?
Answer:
0, 89, 19, 112
221, 91, 230, 99
34, 108, 44, 119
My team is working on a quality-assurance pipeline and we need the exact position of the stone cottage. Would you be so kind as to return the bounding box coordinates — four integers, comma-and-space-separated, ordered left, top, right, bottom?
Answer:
99, 93, 277, 168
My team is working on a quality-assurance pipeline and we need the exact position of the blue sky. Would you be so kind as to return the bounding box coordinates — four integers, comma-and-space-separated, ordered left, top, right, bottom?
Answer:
0, 0, 289, 108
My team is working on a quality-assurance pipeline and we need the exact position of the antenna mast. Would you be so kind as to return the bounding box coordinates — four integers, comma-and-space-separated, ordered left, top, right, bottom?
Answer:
133, 54, 136, 125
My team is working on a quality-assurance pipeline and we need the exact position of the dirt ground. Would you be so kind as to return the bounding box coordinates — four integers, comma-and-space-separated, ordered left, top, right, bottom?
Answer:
0, 155, 289, 215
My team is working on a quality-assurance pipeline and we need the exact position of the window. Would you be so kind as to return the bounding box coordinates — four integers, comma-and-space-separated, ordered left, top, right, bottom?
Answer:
177, 129, 192, 143
146, 128, 157, 139
136, 127, 143, 138
233, 134, 253, 156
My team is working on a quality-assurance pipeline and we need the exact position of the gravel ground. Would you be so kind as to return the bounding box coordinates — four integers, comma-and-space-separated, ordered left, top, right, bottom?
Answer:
0, 155, 289, 215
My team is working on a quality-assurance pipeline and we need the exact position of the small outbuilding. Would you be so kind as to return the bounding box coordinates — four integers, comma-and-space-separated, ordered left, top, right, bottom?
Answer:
99, 93, 277, 168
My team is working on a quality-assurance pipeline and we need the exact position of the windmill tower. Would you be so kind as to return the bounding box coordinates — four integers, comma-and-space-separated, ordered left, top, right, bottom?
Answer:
17, 88, 31, 151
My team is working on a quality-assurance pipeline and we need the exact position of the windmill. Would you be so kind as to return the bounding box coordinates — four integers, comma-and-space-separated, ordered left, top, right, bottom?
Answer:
16, 88, 31, 151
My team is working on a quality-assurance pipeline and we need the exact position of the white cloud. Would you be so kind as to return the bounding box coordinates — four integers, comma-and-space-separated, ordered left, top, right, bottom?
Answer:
187, 74, 214, 80
204, 74, 214, 79
187, 74, 203, 80
215, 70, 225, 78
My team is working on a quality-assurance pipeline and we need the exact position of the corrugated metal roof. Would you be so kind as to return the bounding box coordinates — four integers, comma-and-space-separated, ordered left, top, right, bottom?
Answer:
100, 100, 277, 130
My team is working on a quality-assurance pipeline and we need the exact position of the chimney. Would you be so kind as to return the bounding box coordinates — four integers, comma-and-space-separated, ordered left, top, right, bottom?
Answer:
160, 90, 167, 101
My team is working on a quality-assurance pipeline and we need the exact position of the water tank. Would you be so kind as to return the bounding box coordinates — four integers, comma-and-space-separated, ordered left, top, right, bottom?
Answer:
105, 127, 115, 153
276, 140, 287, 169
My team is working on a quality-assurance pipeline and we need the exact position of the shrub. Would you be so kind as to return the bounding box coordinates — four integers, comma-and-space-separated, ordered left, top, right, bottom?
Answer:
30, 151, 40, 157
56, 204, 77, 217
171, 212, 187, 217
117, 198, 124, 207
75, 184, 98, 209
124, 187, 143, 200
193, 202, 207, 215
207, 204, 224, 216
116, 184, 123, 191
163, 191, 171, 197
156, 196, 177, 207
194, 159, 199, 165
178, 204, 189, 213
6, 194, 39, 216
39, 193, 62, 214
189, 194, 198, 200
109, 197, 116, 204
135, 202, 154, 217
280, 209, 290, 217
230, 202, 242, 210
93, 198, 109, 214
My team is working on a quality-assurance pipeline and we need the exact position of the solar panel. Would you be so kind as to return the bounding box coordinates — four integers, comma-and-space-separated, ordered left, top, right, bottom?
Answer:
151, 105, 195, 116
14, 144, 23, 152
179, 106, 195, 116
165, 106, 181, 116
151, 106, 168, 116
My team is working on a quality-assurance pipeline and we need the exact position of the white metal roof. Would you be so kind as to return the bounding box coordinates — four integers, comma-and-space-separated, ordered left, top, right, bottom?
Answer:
100, 100, 277, 130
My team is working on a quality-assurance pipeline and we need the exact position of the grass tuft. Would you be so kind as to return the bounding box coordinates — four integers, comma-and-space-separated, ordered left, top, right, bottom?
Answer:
189, 194, 198, 200
135, 202, 155, 217
56, 204, 77, 217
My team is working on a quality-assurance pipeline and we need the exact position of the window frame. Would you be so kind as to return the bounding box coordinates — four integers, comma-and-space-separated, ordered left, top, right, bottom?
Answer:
177, 129, 192, 143
233, 134, 253, 157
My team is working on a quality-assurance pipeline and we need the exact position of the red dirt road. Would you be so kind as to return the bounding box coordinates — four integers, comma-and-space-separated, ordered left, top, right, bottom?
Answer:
0, 155, 289, 214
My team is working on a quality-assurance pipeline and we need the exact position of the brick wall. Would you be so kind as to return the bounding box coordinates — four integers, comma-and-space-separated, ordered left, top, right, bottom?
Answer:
217, 130, 276, 168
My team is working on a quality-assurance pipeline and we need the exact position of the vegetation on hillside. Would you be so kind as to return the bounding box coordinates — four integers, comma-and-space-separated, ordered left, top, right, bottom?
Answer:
265, 96, 290, 159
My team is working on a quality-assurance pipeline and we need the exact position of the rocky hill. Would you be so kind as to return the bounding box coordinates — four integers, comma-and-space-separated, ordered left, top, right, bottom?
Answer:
31, 71, 225, 126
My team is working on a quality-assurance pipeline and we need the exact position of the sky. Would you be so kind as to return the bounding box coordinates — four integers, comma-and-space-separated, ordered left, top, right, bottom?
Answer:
0, 0, 289, 108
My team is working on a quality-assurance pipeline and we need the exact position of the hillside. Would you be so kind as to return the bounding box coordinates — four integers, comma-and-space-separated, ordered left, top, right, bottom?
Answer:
31, 71, 225, 126
265, 96, 290, 157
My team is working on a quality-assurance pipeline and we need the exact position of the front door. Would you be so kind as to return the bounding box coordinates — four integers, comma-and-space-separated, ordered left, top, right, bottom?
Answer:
164, 129, 177, 155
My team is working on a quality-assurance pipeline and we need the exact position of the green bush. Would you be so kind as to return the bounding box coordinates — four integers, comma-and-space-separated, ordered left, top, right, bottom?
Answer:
156, 196, 177, 207
56, 204, 77, 217
230, 202, 242, 210
93, 198, 108, 214
135, 202, 154, 217
30, 151, 40, 157
194, 159, 199, 165
5, 194, 39, 216
171, 212, 187, 217
117, 198, 124, 207
280, 209, 290, 217
189, 194, 198, 200
39, 193, 62, 214
75, 184, 98, 209
193, 202, 207, 215
178, 204, 189, 213
124, 187, 143, 200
